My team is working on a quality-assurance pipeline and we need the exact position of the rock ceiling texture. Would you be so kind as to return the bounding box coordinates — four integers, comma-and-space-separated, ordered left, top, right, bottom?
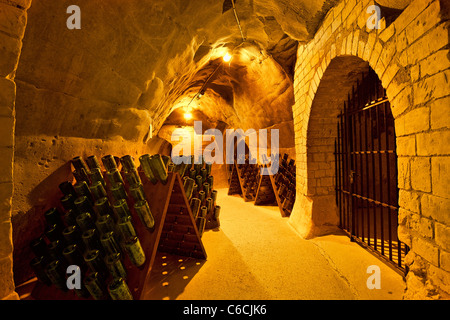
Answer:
14, 0, 345, 144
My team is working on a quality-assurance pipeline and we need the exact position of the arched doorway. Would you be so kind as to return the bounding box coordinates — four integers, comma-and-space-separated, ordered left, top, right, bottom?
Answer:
335, 67, 409, 274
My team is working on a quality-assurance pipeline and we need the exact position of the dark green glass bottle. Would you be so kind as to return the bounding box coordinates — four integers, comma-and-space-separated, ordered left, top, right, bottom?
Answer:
198, 190, 206, 204
100, 231, 121, 255
86, 155, 102, 170
84, 271, 107, 300
124, 169, 142, 186
124, 236, 146, 268
107, 168, 124, 186
111, 182, 128, 201
30, 236, 48, 259
129, 183, 146, 202
105, 252, 127, 280
89, 181, 107, 201
117, 215, 137, 241
45, 260, 68, 291
214, 205, 221, 220
76, 212, 96, 233
74, 195, 95, 218
94, 197, 114, 218
113, 199, 131, 220
30, 256, 52, 286
60, 193, 78, 213
134, 200, 155, 232
96, 214, 116, 235
203, 182, 210, 197
82, 229, 103, 253
190, 197, 201, 219
89, 167, 106, 188
74, 181, 93, 203
108, 277, 133, 300
71, 156, 89, 173
150, 154, 168, 184
62, 225, 84, 250
59, 181, 76, 197
62, 244, 86, 271
84, 249, 108, 276
101, 155, 118, 172
120, 155, 136, 172
197, 206, 207, 237
183, 177, 195, 200
139, 154, 157, 184
44, 207, 64, 229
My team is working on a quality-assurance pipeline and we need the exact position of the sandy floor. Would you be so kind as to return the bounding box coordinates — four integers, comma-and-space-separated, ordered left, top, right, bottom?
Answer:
141, 188, 406, 300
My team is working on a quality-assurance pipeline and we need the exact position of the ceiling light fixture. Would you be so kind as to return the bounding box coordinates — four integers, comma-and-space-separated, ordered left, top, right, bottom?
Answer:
223, 52, 232, 63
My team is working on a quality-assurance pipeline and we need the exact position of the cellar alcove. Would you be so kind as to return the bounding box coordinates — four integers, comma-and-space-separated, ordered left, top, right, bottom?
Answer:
1, 0, 449, 300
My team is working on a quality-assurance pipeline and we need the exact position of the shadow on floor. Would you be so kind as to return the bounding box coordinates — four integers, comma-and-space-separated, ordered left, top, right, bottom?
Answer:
140, 252, 206, 300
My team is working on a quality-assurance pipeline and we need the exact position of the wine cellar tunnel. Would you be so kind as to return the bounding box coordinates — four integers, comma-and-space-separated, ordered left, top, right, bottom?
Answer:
0, 0, 449, 300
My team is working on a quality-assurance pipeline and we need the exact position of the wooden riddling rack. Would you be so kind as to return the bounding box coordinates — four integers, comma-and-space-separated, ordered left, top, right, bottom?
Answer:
227, 153, 296, 217
29, 155, 208, 300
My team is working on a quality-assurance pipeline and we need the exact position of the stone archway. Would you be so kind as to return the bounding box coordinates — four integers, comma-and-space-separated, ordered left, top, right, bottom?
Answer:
289, 0, 450, 299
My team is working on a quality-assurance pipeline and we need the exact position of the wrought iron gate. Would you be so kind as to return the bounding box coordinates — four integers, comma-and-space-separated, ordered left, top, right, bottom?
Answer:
334, 69, 409, 275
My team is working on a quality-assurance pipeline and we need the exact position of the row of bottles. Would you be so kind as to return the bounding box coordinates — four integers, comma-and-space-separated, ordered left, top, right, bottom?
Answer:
229, 153, 296, 216
274, 153, 296, 215
177, 155, 220, 235
29, 153, 174, 300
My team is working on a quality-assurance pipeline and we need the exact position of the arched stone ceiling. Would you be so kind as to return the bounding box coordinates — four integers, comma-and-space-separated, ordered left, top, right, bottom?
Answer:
19, 0, 411, 143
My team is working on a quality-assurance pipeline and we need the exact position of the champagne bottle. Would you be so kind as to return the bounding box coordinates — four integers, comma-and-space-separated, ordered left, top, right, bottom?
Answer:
74, 181, 94, 204
124, 169, 142, 186
214, 205, 221, 220
30, 236, 48, 260
129, 183, 146, 202
150, 154, 168, 184
44, 207, 65, 230
62, 225, 85, 251
82, 229, 103, 254
108, 277, 133, 300
198, 190, 205, 204
190, 198, 201, 219
197, 206, 207, 237
45, 224, 64, 243
101, 155, 118, 171
139, 154, 158, 184
94, 197, 114, 218
183, 177, 195, 200
84, 249, 108, 276
120, 155, 136, 172
107, 168, 124, 186
203, 182, 210, 197
123, 236, 146, 268
47, 240, 66, 267
117, 215, 137, 241
96, 214, 116, 235
112, 199, 131, 220
62, 243, 86, 271
111, 182, 128, 202
105, 252, 127, 280
30, 256, 52, 286
84, 271, 107, 300
60, 193, 78, 214
86, 155, 102, 171
71, 156, 89, 173
45, 260, 68, 291
59, 181, 77, 198
134, 200, 155, 232
89, 181, 107, 201
89, 167, 106, 188
100, 231, 121, 255
76, 212, 96, 233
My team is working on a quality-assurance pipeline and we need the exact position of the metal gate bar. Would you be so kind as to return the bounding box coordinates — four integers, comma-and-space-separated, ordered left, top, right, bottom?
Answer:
334, 69, 409, 275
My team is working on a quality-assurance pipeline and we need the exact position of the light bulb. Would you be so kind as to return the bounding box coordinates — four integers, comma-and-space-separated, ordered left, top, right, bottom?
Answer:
184, 111, 193, 121
223, 52, 232, 63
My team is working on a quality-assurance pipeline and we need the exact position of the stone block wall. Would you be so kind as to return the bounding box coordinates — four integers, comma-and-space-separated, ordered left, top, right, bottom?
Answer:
290, 0, 450, 299
0, 0, 30, 300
